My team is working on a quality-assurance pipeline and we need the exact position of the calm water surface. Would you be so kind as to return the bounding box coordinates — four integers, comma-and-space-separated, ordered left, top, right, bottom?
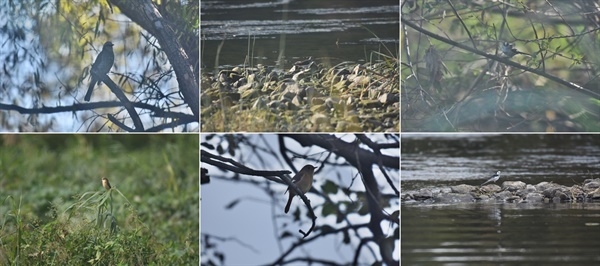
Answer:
201, 0, 399, 70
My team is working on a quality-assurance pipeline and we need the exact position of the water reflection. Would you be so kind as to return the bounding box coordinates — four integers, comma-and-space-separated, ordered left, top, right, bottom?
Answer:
402, 203, 600, 264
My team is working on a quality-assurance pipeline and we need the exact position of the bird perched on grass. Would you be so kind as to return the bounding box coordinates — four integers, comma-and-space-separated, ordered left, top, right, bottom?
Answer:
102, 177, 112, 191
480, 171, 501, 186
85, 41, 114, 101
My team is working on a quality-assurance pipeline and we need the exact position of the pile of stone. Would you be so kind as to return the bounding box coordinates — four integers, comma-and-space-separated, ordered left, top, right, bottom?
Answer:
402, 178, 600, 204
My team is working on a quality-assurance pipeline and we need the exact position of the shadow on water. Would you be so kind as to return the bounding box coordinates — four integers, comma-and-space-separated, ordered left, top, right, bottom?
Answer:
201, 0, 399, 71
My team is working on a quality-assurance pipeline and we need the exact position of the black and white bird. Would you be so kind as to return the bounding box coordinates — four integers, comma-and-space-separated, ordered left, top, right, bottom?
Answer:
500, 42, 528, 57
480, 171, 501, 186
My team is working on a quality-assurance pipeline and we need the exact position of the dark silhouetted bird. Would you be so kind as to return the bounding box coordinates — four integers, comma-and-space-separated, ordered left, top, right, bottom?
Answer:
85, 41, 114, 101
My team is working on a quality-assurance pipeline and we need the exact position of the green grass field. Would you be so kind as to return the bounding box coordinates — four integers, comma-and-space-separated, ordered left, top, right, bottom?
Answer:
0, 134, 199, 265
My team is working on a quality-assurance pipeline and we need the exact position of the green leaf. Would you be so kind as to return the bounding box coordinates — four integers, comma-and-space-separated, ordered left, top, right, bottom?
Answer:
321, 180, 338, 194
320, 225, 335, 233
321, 201, 337, 217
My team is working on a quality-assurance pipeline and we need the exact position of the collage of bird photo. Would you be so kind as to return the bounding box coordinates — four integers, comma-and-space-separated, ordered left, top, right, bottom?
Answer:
1, 1, 599, 265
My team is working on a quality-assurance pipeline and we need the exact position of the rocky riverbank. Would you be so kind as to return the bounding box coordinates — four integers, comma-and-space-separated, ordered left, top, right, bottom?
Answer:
201, 58, 399, 132
402, 178, 600, 204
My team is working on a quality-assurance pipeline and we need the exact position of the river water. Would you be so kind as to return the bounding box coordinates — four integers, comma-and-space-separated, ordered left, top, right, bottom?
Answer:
401, 134, 600, 264
401, 134, 600, 188
402, 203, 600, 264
200, 0, 399, 71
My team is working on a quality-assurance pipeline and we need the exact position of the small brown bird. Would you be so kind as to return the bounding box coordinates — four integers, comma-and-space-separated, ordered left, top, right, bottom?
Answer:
102, 177, 112, 191
284, 165, 315, 213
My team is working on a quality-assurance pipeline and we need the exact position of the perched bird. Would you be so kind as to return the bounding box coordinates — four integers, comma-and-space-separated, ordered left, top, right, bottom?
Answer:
102, 177, 112, 191
480, 171, 501, 186
284, 165, 315, 213
85, 41, 114, 101
500, 42, 528, 57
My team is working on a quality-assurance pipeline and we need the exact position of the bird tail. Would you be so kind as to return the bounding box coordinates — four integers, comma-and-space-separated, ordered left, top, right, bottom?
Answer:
284, 194, 293, 213
84, 78, 96, 101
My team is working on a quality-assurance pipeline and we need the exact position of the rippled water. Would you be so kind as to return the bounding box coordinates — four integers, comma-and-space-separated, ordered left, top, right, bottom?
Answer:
201, 0, 399, 70
401, 134, 600, 189
402, 203, 600, 264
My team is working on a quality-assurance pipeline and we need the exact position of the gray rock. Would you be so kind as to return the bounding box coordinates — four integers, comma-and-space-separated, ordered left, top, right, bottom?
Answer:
516, 184, 537, 197
583, 180, 600, 192
433, 193, 475, 203
252, 96, 268, 110
554, 191, 569, 201
535, 181, 553, 191
402, 177, 600, 205
495, 191, 513, 200
480, 184, 501, 192
412, 188, 434, 200
477, 194, 491, 201
524, 193, 544, 203
503, 181, 526, 192
451, 184, 475, 194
